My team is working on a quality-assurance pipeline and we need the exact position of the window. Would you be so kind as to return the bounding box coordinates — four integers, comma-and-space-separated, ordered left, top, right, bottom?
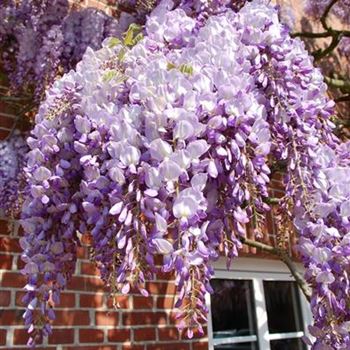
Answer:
207, 258, 312, 350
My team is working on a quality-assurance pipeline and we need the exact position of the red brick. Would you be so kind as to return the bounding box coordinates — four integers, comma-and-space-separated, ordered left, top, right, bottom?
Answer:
13, 328, 43, 345
157, 296, 175, 309
64, 347, 115, 350
133, 328, 156, 341
84, 276, 106, 291
0, 220, 10, 235
0, 254, 13, 269
95, 311, 119, 326
15, 291, 25, 307
80, 293, 104, 308
158, 327, 181, 341
53, 310, 90, 326
79, 329, 104, 343
154, 254, 164, 266
76, 246, 88, 259
146, 282, 176, 295
147, 344, 190, 350
0, 129, 11, 140
48, 328, 75, 344
0, 329, 6, 346
0, 272, 26, 288
134, 295, 154, 309
59, 293, 76, 308
0, 309, 24, 325
66, 276, 86, 290
107, 329, 130, 342
154, 270, 174, 281
0, 291, 11, 306
17, 257, 25, 270
67, 275, 105, 292
107, 295, 129, 309
0, 98, 17, 112
192, 342, 209, 350
0, 237, 21, 253
81, 261, 99, 276
0, 115, 15, 129
122, 345, 144, 350
123, 312, 167, 326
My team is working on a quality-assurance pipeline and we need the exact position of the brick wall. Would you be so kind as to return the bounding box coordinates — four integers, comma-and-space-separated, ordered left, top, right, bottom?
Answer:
0, 219, 209, 349
0, 72, 18, 140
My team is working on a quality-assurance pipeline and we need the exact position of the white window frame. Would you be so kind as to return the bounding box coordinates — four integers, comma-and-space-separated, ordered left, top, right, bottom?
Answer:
207, 257, 313, 350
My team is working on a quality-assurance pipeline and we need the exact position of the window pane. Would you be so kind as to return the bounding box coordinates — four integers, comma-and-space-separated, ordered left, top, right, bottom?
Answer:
263, 281, 303, 333
270, 338, 306, 350
215, 342, 258, 350
211, 279, 257, 337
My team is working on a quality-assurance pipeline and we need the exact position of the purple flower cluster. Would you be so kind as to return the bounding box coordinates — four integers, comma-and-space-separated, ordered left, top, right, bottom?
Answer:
0, 1, 123, 101
339, 37, 350, 58
0, 131, 28, 218
20, 0, 350, 348
304, 0, 350, 25
295, 140, 350, 349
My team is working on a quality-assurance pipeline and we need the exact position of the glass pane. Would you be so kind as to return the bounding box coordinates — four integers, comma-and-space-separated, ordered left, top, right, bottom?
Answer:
211, 279, 257, 338
263, 281, 303, 333
270, 338, 306, 350
215, 342, 258, 350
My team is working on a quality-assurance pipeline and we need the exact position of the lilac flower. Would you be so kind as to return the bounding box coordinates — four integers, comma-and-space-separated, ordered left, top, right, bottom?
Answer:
19, 0, 350, 347
0, 131, 28, 218
0, 1, 121, 101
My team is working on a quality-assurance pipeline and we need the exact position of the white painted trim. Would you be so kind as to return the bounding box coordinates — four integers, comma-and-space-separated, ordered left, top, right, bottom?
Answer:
300, 287, 314, 344
214, 257, 304, 275
213, 335, 257, 345
268, 331, 304, 340
206, 292, 215, 350
253, 278, 270, 350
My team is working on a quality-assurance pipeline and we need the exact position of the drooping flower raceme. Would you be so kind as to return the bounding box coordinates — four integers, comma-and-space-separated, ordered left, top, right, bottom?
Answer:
0, 1, 123, 101
0, 131, 28, 218
21, 0, 350, 348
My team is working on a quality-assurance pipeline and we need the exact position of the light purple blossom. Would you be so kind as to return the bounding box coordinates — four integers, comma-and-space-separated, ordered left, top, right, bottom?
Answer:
19, 0, 350, 348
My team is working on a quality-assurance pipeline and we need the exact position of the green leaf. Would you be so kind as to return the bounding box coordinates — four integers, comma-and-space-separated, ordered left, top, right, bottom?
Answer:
132, 32, 144, 46
123, 24, 143, 47
102, 70, 118, 83
167, 62, 176, 70
179, 64, 194, 75
118, 47, 127, 62
108, 37, 122, 48
102, 70, 127, 84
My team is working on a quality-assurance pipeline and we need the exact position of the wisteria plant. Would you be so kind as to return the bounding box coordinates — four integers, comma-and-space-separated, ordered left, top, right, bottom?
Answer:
293, 0, 350, 110
1, 0, 350, 349
0, 0, 130, 106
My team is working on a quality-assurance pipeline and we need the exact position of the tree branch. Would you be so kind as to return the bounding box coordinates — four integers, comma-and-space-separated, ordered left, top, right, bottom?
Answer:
291, 31, 332, 39
240, 237, 312, 302
335, 94, 350, 103
313, 32, 342, 60
321, 0, 338, 31
291, 30, 350, 39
